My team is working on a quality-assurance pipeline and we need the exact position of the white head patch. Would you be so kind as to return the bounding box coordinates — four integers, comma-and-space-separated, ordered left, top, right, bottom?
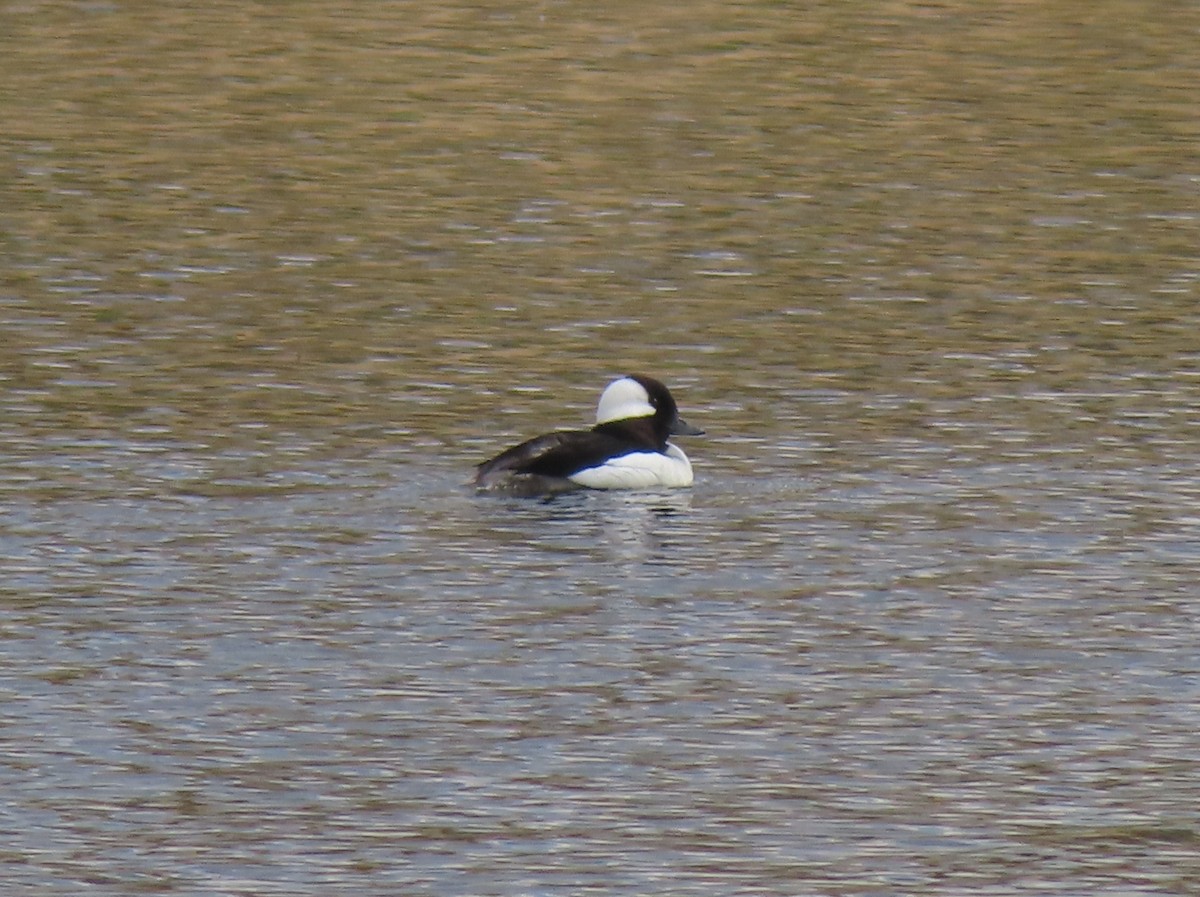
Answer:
595, 377, 654, 424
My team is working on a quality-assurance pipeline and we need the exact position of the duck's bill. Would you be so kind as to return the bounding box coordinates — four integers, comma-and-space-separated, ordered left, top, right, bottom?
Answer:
670, 417, 704, 436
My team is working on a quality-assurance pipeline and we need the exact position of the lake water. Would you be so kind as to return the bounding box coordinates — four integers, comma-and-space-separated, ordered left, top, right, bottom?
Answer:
2, 2, 1199, 895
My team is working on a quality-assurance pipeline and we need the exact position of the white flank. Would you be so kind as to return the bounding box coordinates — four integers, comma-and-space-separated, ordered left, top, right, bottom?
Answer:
568, 445, 693, 489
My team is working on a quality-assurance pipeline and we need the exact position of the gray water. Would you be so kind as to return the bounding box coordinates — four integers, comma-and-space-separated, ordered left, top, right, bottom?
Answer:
4, 2, 1200, 894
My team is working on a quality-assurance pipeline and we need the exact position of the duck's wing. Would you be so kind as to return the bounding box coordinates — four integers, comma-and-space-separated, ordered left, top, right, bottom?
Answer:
474, 429, 628, 486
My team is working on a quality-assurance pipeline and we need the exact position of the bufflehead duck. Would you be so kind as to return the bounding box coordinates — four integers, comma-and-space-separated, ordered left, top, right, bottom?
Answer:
474, 374, 703, 496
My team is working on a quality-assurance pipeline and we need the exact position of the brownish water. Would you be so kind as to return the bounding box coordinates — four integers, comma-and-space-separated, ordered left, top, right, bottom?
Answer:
2, 2, 1199, 894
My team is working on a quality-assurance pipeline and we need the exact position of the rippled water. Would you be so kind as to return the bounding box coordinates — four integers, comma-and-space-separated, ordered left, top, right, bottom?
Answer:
3, 2, 1200, 894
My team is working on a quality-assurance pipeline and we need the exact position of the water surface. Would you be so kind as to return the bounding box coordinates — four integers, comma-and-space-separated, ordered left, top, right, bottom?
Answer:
2, 2, 1199, 894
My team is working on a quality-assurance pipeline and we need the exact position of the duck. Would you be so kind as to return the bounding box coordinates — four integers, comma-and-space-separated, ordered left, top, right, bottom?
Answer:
474, 374, 703, 496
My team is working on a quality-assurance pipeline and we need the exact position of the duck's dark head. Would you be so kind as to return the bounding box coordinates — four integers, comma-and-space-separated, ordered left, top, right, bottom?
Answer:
594, 375, 703, 445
